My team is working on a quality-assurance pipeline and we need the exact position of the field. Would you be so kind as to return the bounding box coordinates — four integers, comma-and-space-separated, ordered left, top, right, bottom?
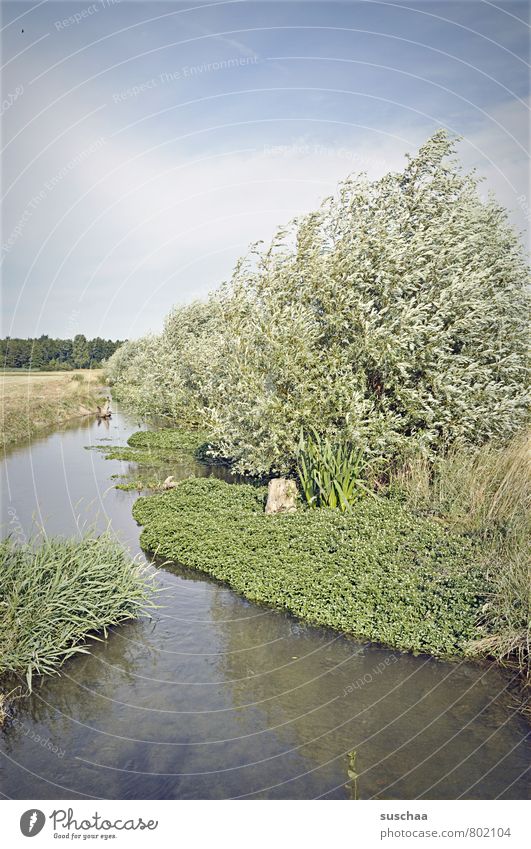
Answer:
1, 369, 106, 450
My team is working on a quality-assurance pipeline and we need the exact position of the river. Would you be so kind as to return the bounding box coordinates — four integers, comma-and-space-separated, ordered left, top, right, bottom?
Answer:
0, 405, 529, 799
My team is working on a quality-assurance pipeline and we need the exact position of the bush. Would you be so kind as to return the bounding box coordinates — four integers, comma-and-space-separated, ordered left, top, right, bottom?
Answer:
208, 131, 529, 473
0, 533, 155, 689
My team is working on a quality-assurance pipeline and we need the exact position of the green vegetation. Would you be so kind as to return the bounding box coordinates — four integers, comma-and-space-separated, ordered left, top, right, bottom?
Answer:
0, 533, 155, 690
346, 750, 359, 800
96, 427, 210, 467
104, 131, 529, 688
1, 370, 106, 450
107, 131, 529, 476
133, 477, 486, 657
1, 334, 123, 371
127, 428, 209, 452
297, 427, 376, 510
391, 431, 530, 684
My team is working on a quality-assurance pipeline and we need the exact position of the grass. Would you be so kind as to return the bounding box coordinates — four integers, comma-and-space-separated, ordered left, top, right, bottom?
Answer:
133, 477, 487, 657
0, 532, 155, 691
389, 431, 530, 684
1, 369, 105, 450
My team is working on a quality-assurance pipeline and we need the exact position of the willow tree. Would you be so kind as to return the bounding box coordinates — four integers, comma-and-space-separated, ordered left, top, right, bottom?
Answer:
207, 131, 529, 474
106, 300, 222, 424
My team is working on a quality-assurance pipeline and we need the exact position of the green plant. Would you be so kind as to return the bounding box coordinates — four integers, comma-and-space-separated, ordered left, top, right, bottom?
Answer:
297, 427, 375, 510
346, 750, 359, 800
133, 477, 487, 657
0, 533, 156, 690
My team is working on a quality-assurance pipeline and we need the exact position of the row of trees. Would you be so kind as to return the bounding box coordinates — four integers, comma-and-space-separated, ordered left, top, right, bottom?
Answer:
106, 131, 529, 475
1, 334, 123, 370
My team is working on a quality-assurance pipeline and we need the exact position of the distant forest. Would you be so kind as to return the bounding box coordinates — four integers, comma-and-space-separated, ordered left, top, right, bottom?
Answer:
0, 335, 124, 370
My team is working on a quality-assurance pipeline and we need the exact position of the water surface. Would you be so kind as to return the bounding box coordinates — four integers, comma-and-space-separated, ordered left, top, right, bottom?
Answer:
1, 406, 529, 799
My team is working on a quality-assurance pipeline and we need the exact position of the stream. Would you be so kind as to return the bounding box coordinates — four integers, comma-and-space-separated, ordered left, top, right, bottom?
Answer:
0, 405, 529, 799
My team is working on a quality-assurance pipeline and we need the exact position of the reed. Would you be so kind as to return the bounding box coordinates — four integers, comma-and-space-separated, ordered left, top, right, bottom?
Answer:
0, 532, 155, 690
296, 427, 375, 510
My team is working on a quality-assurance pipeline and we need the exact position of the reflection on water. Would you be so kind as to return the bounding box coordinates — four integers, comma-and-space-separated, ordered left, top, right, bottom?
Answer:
0, 402, 529, 799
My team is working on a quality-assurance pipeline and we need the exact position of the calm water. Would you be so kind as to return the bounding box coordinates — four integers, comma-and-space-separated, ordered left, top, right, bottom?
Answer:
0, 405, 529, 800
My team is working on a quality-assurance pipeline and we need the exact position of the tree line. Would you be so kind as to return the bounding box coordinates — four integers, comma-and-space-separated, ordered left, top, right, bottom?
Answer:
1, 334, 124, 370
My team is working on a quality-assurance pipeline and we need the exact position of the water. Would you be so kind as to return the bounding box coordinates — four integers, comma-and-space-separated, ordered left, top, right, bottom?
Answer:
1, 406, 529, 799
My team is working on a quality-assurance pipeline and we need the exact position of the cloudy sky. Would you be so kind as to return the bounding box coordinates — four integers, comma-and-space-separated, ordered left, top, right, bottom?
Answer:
1, 0, 529, 339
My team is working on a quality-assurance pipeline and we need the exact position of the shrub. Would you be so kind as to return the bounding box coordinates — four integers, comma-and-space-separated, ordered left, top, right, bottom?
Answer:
105, 301, 222, 424
208, 131, 529, 473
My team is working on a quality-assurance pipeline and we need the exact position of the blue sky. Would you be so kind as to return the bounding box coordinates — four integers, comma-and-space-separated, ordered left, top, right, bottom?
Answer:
1, 0, 529, 339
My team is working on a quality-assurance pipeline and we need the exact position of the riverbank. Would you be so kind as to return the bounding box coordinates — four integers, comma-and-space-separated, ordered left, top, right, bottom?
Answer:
1, 369, 105, 450
106, 426, 528, 687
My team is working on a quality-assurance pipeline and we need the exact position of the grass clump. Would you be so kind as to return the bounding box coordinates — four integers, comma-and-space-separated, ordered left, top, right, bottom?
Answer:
297, 427, 376, 510
133, 478, 487, 657
0, 533, 155, 690
390, 431, 530, 683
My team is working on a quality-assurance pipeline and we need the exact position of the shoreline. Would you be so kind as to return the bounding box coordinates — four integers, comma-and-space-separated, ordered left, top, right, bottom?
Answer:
1, 369, 106, 451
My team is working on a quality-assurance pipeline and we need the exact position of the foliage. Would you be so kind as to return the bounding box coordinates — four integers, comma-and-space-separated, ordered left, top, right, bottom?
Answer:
207, 132, 529, 473
0, 533, 155, 690
105, 301, 222, 423
133, 477, 487, 657
106, 131, 529, 475
97, 427, 209, 466
391, 431, 531, 683
297, 427, 375, 510
0, 334, 122, 371
346, 750, 359, 800
127, 428, 208, 452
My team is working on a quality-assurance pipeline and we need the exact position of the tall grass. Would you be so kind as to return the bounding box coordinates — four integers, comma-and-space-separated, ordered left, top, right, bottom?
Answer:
390, 431, 531, 685
0, 533, 155, 690
1, 370, 104, 450
296, 427, 375, 511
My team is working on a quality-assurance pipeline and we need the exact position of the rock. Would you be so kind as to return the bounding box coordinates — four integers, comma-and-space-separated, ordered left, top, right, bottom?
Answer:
265, 478, 298, 514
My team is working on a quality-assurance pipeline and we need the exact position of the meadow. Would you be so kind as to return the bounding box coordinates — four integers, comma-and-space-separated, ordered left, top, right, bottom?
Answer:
1, 369, 105, 450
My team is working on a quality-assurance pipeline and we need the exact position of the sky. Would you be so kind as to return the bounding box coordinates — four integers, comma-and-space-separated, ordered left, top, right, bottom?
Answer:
1, 0, 529, 340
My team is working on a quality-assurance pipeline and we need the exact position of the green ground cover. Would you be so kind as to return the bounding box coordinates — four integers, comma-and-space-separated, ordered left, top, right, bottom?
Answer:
133, 477, 488, 657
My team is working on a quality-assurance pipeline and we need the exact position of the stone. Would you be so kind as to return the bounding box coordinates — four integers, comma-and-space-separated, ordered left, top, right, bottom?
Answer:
162, 475, 177, 490
265, 478, 298, 514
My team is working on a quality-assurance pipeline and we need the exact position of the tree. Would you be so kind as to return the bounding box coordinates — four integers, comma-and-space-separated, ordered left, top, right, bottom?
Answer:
204, 131, 529, 473
72, 334, 90, 369
106, 131, 530, 475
